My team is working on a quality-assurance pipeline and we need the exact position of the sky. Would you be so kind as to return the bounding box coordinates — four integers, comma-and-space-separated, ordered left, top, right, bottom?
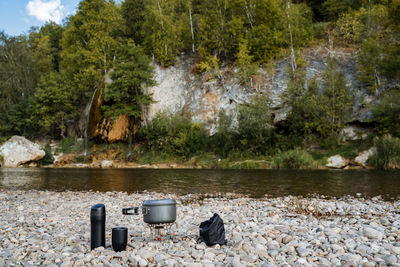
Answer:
0, 0, 82, 36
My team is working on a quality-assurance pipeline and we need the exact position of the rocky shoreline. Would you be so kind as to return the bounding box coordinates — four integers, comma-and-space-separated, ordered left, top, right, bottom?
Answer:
1, 190, 399, 266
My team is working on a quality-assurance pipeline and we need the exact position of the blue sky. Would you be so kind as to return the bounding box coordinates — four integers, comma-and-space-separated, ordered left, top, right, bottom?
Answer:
0, 0, 82, 36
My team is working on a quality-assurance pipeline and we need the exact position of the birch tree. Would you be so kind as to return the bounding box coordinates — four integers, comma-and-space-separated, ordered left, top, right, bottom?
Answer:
142, 0, 185, 66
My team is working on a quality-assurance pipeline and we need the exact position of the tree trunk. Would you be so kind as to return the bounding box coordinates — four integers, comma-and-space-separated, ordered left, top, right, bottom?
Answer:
189, 4, 195, 53
286, 1, 296, 73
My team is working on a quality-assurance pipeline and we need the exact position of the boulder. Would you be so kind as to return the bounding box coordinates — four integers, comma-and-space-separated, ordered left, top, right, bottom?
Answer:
0, 136, 45, 167
326, 155, 349, 169
100, 160, 114, 168
354, 148, 375, 167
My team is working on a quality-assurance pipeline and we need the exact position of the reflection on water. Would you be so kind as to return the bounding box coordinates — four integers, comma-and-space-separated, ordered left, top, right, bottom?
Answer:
0, 168, 399, 199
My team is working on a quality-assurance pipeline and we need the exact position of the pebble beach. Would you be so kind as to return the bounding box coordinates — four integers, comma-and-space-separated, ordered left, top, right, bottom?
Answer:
1, 190, 399, 267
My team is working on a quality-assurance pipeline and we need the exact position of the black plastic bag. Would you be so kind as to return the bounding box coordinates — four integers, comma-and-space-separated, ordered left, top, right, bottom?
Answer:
199, 213, 227, 246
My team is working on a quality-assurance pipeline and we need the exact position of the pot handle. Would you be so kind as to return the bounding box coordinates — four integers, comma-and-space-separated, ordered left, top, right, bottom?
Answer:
142, 207, 150, 215
122, 207, 139, 215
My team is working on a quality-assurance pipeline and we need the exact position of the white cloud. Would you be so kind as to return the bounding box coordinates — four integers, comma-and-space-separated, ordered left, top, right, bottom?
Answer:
26, 0, 65, 24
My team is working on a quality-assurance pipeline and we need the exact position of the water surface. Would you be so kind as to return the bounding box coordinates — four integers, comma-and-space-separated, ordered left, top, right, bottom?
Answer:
0, 168, 399, 199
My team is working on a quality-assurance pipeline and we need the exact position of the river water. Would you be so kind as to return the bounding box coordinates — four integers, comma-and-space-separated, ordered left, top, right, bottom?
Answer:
0, 168, 399, 199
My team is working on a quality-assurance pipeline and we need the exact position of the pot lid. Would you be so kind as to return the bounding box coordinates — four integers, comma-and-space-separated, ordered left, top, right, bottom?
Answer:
143, 199, 176, 206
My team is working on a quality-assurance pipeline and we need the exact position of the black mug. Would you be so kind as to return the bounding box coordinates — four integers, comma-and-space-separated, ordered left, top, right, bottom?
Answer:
112, 227, 128, 252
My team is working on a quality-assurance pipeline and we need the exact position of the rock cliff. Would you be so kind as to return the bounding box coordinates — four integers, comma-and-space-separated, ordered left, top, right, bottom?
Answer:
144, 47, 372, 135
88, 46, 375, 140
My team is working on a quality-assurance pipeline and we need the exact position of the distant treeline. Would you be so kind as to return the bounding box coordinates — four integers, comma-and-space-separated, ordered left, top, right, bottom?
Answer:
0, 0, 399, 144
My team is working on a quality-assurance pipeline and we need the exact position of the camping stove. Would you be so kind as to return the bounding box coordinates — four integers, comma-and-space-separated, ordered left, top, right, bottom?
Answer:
147, 222, 175, 240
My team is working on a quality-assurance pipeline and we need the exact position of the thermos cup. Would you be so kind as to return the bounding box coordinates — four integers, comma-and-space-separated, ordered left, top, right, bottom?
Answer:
90, 204, 105, 250
112, 227, 128, 252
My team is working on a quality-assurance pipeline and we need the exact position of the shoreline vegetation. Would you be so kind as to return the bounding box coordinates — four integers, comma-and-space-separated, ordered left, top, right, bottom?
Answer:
1, 190, 399, 266
30, 134, 397, 170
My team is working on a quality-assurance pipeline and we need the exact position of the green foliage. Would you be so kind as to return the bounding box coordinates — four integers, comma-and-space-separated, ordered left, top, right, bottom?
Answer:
0, 32, 39, 136
56, 137, 84, 154
29, 22, 63, 74
336, 12, 364, 43
61, 0, 124, 97
31, 71, 79, 137
236, 40, 258, 85
284, 2, 314, 49
229, 160, 261, 169
271, 149, 314, 169
139, 113, 208, 159
37, 144, 55, 166
368, 134, 400, 169
141, 0, 187, 66
196, 53, 221, 80
102, 41, 155, 122
211, 111, 237, 158
237, 94, 275, 154
322, 59, 353, 135
381, 43, 400, 80
372, 88, 400, 137
284, 58, 352, 146
196, 0, 313, 63
121, 0, 145, 44
322, 0, 361, 20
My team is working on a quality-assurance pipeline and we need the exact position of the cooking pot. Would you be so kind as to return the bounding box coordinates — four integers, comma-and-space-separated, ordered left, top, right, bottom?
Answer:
122, 199, 176, 224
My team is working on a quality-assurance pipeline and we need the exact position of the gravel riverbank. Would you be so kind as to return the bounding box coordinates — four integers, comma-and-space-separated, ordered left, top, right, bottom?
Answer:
0, 190, 399, 267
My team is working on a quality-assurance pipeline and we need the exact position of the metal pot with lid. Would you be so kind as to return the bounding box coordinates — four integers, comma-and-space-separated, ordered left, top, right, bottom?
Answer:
122, 199, 176, 224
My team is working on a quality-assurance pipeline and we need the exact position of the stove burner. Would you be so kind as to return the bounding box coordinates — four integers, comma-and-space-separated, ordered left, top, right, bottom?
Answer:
148, 222, 175, 241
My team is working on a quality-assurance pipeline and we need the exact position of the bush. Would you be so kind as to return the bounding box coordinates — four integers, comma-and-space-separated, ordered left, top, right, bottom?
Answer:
237, 94, 275, 155
210, 111, 237, 158
372, 88, 400, 137
271, 149, 314, 169
368, 134, 400, 169
37, 144, 54, 166
139, 113, 208, 159
0, 136, 8, 144
56, 136, 83, 154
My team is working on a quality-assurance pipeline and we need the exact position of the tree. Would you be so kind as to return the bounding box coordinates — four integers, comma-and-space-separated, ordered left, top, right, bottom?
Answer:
121, 0, 145, 44
141, 0, 186, 66
322, 59, 353, 137
237, 94, 274, 154
61, 0, 124, 99
372, 87, 400, 137
196, 0, 234, 61
29, 22, 63, 74
236, 39, 258, 85
31, 71, 79, 137
102, 41, 155, 128
0, 32, 38, 136
284, 58, 353, 146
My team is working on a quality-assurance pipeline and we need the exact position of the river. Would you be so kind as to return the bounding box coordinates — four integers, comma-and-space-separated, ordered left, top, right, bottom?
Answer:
0, 168, 399, 199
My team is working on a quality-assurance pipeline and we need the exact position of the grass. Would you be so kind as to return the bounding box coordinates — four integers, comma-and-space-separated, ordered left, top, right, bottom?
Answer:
368, 134, 400, 170
271, 149, 315, 169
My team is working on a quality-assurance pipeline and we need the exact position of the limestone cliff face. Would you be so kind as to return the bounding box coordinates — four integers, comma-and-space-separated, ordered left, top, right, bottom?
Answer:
86, 46, 379, 141
143, 47, 372, 134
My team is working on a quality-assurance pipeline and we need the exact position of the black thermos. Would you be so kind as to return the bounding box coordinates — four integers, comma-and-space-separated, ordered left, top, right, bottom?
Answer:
90, 204, 105, 250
